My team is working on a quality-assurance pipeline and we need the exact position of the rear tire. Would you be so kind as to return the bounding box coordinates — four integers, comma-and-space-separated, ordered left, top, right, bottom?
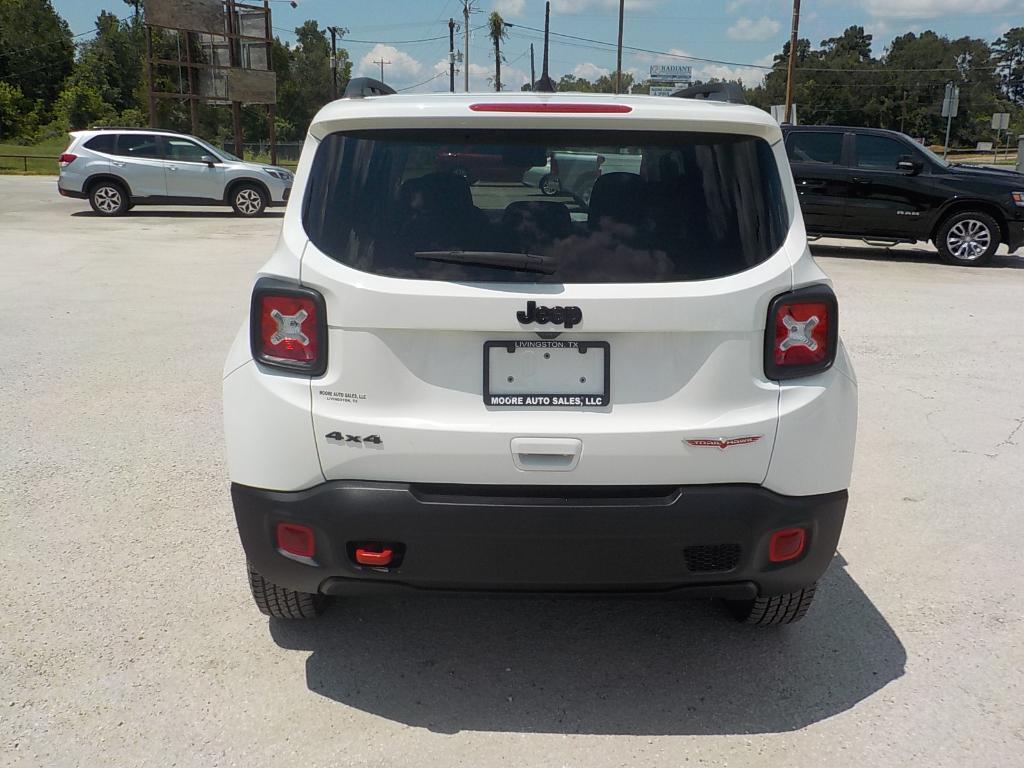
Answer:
247, 561, 327, 619
539, 174, 560, 196
728, 583, 817, 625
230, 183, 268, 217
88, 180, 129, 216
935, 211, 1000, 266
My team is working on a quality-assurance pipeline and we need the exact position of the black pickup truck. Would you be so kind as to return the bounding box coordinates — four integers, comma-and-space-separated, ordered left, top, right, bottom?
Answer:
783, 125, 1024, 266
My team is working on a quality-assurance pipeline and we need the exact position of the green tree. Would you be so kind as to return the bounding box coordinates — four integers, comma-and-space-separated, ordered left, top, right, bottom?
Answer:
0, 0, 75, 108
488, 11, 507, 92
275, 21, 349, 140
555, 72, 634, 93
52, 80, 115, 129
71, 10, 146, 116
0, 80, 29, 138
994, 27, 1024, 106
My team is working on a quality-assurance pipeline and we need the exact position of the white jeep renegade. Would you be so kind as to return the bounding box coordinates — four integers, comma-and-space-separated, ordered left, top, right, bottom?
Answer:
223, 80, 858, 626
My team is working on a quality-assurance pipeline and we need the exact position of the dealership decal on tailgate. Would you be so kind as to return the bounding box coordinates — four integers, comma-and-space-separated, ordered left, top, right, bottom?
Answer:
483, 340, 610, 407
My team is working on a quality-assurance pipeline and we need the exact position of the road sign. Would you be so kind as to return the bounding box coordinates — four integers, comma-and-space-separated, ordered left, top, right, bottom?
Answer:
991, 113, 1010, 130
650, 86, 680, 97
650, 64, 692, 82
941, 83, 959, 118
770, 104, 797, 124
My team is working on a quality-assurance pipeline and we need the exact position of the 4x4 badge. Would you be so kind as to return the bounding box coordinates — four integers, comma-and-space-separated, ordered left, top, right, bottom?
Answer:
517, 300, 582, 329
686, 436, 763, 450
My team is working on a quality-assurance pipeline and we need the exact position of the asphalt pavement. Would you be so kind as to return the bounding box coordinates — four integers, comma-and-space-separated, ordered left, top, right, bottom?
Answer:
1, 175, 1022, 767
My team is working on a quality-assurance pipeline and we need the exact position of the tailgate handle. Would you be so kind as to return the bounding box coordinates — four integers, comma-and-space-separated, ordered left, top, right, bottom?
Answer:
511, 437, 582, 472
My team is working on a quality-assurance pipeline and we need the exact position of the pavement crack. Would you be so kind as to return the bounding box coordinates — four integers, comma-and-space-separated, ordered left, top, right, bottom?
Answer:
995, 416, 1024, 449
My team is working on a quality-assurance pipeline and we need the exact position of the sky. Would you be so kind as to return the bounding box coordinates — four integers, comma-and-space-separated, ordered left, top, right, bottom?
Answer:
54, 0, 1021, 92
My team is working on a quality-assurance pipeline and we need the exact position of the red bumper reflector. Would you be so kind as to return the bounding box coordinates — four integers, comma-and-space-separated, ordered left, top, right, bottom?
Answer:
355, 546, 394, 566
768, 528, 807, 563
276, 522, 315, 558
469, 102, 632, 113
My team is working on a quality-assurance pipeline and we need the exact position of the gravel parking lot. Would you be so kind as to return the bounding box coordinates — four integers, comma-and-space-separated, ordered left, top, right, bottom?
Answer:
2, 174, 1023, 767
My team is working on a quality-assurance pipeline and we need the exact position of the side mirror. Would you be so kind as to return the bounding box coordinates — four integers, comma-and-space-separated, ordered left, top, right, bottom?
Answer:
200, 155, 217, 167
897, 155, 922, 175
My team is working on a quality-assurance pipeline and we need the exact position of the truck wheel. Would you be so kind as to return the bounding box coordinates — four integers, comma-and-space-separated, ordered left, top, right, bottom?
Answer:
231, 183, 268, 217
539, 174, 560, 196
247, 561, 327, 619
88, 180, 129, 216
935, 211, 1000, 266
728, 584, 817, 625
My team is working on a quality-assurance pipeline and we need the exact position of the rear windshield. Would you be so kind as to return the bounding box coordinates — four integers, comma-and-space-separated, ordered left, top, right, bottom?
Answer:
303, 129, 787, 283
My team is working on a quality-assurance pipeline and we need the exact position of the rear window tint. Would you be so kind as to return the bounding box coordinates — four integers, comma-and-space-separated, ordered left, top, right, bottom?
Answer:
787, 132, 843, 165
84, 134, 115, 153
165, 138, 208, 162
304, 129, 788, 283
114, 134, 162, 159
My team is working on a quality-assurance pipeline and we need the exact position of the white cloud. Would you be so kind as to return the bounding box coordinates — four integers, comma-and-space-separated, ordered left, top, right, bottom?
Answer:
573, 62, 611, 80
726, 0, 754, 12
859, 0, 1013, 18
358, 44, 424, 82
552, 0, 661, 13
494, 0, 526, 17
727, 16, 782, 42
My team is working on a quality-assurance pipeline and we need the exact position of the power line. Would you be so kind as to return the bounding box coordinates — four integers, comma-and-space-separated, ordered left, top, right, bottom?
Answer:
271, 25, 486, 46
0, 15, 133, 62
397, 70, 447, 91
504, 22, 1005, 74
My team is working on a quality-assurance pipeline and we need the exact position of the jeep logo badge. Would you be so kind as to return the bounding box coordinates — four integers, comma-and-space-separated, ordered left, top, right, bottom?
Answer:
517, 300, 583, 329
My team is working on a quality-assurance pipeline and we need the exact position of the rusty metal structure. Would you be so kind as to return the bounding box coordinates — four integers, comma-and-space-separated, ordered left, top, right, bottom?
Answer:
142, 0, 277, 162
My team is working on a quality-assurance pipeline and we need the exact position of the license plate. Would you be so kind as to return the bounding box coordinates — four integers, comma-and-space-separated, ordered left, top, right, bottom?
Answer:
483, 340, 610, 407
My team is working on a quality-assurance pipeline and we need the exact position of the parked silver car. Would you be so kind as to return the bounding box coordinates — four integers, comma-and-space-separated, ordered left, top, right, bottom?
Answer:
57, 128, 292, 216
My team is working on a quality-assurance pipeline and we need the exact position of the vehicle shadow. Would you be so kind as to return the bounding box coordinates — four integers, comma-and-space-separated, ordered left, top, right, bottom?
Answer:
70, 210, 284, 219
810, 242, 1024, 269
269, 554, 905, 735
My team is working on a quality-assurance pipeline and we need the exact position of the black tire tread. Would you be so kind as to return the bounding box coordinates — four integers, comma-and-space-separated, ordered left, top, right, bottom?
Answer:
935, 210, 1000, 267
88, 180, 129, 216
737, 583, 817, 625
247, 561, 326, 619
230, 182, 268, 216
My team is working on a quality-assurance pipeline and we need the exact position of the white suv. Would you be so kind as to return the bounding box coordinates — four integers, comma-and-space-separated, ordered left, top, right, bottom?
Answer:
57, 128, 293, 216
223, 82, 858, 626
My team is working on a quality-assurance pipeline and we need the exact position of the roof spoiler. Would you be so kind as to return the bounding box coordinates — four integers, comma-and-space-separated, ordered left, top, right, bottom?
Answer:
343, 77, 397, 99
671, 82, 746, 105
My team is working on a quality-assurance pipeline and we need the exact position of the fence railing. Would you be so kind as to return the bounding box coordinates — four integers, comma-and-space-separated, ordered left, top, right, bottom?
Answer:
0, 154, 54, 172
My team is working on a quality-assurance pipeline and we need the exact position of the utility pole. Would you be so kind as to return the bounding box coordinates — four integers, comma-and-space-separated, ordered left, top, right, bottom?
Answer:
615, 0, 624, 94
534, 1, 555, 92
226, 0, 243, 158
449, 18, 456, 93
530, 43, 535, 91
328, 26, 339, 99
373, 58, 390, 81
463, 0, 472, 92
783, 0, 801, 124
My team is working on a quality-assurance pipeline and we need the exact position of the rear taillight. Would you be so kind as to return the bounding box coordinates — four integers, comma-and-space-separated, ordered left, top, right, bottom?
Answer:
59, 153, 77, 166
549, 154, 559, 177
249, 278, 327, 376
764, 286, 838, 380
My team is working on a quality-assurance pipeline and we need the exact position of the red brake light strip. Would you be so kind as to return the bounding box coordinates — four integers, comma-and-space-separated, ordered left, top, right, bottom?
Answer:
469, 103, 632, 114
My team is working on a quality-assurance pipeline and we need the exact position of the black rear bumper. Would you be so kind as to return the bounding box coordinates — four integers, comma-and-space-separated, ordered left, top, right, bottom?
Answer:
232, 482, 847, 598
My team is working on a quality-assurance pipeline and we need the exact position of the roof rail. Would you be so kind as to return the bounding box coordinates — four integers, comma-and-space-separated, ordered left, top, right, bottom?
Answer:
343, 77, 396, 99
671, 82, 746, 105
88, 126, 182, 133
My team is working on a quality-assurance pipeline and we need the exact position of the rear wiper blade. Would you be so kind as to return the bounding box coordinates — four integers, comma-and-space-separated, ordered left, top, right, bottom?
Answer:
414, 250, 557, 274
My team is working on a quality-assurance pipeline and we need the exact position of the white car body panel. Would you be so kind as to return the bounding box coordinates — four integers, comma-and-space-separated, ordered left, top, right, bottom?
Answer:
223, 92, 857, 498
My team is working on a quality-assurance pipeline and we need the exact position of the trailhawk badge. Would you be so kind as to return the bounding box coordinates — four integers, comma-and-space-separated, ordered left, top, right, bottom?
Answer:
686, 436, 763, 450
